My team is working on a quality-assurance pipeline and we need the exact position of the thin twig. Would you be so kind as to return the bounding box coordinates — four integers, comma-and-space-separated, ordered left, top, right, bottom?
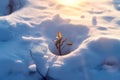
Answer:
29, 50, 47, 80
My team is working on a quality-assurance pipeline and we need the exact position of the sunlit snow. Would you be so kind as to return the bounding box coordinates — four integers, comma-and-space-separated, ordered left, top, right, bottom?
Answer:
0, 0, 120, 80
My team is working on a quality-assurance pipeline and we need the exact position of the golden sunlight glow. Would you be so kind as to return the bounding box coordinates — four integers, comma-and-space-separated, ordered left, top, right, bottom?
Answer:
56, 0, 81, 6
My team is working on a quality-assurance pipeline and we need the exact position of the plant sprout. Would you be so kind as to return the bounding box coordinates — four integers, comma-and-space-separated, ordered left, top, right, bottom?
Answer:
53, 32, 73, 55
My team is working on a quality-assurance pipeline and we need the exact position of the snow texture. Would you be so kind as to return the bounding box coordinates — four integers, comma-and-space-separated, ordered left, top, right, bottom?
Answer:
0, 0, 120, 80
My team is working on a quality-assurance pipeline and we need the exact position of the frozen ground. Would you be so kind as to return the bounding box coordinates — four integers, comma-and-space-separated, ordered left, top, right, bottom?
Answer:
0, 0, 120, 80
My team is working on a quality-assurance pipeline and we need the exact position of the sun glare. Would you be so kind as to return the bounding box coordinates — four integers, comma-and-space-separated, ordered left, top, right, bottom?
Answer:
56, 0, 81, 6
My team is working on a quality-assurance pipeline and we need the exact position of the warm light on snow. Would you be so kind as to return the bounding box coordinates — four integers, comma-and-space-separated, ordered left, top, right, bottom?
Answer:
1, 0, 120, 80
56, 0, 81, 6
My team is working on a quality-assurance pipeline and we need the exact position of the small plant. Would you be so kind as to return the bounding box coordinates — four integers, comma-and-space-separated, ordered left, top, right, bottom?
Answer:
53, 32, 73, 56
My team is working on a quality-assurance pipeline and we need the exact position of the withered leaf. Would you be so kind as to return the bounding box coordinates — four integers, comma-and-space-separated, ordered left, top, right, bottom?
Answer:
62, 38, 67, 43
67, 42, 73, 46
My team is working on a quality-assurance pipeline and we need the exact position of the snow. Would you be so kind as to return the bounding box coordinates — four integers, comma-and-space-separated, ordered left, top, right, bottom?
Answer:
29, 64, 36, 72
0, 0, 120, 80
0, 0, 26, 16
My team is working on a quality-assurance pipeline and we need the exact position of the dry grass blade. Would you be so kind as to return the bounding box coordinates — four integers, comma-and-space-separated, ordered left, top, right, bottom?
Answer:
67, 42, 73, 46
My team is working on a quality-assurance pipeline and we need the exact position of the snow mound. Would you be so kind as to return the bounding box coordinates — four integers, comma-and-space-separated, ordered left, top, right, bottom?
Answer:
76, 37, 120, 80
35, 37, 120, 80
88, 37, 120, 56
0, 0, 26, 16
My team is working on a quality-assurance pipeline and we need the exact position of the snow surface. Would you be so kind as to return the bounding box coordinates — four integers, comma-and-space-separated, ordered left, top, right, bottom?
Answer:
0, 0, 120, 80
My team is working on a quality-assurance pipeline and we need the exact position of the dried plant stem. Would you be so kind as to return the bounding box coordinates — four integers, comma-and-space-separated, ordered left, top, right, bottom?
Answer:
54, 32, 73, 56
55, 38, 63, 55
29, 50, 49, 80
58, 43, 62, 55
